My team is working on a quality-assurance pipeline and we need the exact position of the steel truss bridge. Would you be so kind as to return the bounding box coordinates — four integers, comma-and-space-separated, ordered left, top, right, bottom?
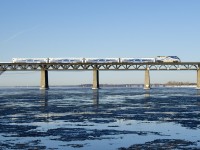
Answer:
0, 62, 200, 89
0, 62, 200, 70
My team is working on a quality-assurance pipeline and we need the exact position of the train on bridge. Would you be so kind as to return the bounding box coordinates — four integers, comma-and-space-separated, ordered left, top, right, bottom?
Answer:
12, 56, 181, 63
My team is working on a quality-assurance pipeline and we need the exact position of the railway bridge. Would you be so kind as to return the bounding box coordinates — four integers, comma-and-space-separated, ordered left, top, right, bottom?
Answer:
0, 62, 200, 89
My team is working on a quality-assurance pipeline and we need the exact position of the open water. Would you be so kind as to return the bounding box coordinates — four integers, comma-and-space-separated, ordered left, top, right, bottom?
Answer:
0, 87, 200, 150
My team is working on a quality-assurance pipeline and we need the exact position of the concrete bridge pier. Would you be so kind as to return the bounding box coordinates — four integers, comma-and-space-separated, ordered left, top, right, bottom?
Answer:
144, 68, 150, 90
92, 69, 99, 89
40, 69, 49, 90
197, 68, 200, 89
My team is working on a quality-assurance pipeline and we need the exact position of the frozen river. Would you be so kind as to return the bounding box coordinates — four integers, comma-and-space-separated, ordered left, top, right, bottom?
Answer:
0, 87, 200, 149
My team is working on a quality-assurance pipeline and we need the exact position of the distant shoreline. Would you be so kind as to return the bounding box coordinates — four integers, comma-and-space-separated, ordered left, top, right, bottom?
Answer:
0, 84, 197, 88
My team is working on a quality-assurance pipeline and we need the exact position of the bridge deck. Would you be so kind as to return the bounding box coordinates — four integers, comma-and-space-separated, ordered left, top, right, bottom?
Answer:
0, 62, 200, 71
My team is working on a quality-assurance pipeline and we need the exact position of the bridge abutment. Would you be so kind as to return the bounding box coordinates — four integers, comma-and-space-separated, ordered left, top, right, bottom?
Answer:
144, 69, 150, 90
40, 69, 49, 90
92, 69, 99, 89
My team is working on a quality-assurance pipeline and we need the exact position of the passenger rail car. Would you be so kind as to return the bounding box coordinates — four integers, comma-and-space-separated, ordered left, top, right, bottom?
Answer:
12, 58, 49, 63
49, 58, 83, 63
85, 58, 119, 63
120, 58, 156, 63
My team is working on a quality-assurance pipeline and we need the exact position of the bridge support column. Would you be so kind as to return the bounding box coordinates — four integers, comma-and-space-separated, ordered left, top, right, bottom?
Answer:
197, 68, 200, 89
40, 69, 49, 90
92, 69, 99, 89
144, 69, 150, 90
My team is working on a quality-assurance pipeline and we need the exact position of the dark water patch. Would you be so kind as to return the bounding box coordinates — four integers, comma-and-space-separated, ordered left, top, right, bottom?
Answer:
0, 140, 46, 150
119, 139, 198, 150
0, 124, 37, 136
66, 144, 86, 148
48, 128, 163, 142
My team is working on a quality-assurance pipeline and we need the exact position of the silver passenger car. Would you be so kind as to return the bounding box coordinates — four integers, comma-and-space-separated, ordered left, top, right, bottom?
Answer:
12, 58, 49, 63
85, 58, 119, 63
49, 58, 83, 63
120, 58, 156, 63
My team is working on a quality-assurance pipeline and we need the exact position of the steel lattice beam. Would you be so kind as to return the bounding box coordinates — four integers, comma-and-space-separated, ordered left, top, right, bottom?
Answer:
0, 62, 200, 71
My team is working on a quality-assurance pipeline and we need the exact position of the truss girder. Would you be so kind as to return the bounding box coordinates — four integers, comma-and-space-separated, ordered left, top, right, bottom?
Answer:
0, 63, 200, 71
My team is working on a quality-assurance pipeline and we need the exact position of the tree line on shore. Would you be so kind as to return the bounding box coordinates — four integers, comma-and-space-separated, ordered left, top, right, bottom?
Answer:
81, 81, 196, 87
165, 81, 195, 86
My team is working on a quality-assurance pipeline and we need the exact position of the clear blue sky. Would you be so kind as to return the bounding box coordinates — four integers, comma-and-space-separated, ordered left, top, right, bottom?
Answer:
0, 0, 200, 86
